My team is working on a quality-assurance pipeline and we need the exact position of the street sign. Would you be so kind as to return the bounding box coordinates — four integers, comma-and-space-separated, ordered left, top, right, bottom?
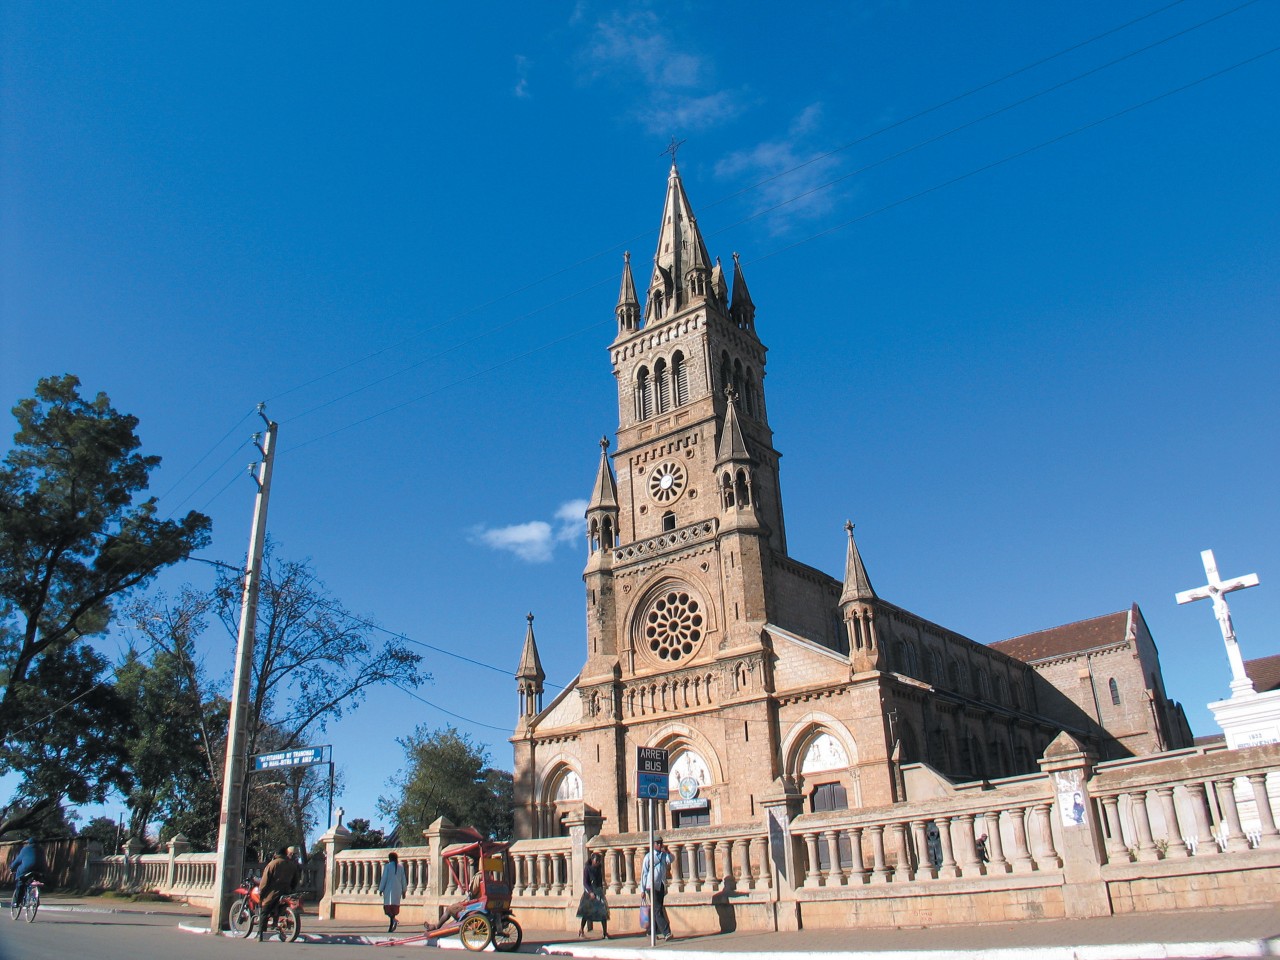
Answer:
253, 746, 325, 770
637, 747, 669, 801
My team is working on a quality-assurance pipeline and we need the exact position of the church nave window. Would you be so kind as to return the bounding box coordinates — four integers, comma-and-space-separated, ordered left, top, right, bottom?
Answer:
1109, 677, 1121, 705
636, 367, 653, 420
654, 358, 670, 414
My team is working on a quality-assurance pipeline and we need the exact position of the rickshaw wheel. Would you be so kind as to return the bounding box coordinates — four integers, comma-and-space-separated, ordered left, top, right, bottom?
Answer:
459, 913, 493, 951
493, 917, 522, 952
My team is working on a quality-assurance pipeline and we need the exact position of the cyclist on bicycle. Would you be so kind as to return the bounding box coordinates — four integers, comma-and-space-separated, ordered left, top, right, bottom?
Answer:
8, 838, 39, 908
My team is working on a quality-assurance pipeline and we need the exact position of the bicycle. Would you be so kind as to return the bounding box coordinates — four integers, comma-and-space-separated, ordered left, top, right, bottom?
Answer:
9, 873, 42, 922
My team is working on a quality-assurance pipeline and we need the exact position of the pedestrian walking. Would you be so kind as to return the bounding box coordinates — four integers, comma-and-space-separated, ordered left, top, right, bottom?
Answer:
378, 851, 408, 934
576, 850, 610, 939
640, 838, 674, 940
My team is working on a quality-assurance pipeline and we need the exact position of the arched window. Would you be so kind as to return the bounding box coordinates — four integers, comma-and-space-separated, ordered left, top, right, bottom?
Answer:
994, 674, 1007, 704
1109, 678, 1121, 705
734, 468, 750, 508
636, 367, 652, 420
948, 659, 962, 691
601, 517, 614, 549
589, 518, 600, 552
977, 669, 991, 700
719, 353, 733, 398
654, 358, 669, 414
672, 352, 689, 406
743, 369, 758, 417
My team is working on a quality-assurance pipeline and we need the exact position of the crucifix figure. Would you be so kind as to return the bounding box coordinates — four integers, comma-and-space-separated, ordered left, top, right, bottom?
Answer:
1175, 549, 1260, 698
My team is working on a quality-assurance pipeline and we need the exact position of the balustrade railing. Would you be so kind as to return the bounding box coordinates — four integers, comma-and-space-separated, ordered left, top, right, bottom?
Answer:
330, 846, 430, 898
508, 837, 573, 897
585, 824, 772, 896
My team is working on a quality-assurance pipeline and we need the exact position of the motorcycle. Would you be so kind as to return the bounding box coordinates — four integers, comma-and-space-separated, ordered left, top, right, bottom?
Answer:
228, 873, 302, 942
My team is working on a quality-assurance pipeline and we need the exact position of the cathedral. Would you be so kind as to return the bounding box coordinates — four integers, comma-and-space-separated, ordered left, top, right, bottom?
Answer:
511, 161, 1192, 841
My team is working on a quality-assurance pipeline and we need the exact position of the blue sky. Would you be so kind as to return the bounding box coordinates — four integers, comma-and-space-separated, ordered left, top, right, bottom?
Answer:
3, 1, 1277, 839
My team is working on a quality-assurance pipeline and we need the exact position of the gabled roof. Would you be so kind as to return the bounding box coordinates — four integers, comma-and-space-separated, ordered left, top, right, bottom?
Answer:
991, 609, 1132, 663
1246, 653, 1280, 693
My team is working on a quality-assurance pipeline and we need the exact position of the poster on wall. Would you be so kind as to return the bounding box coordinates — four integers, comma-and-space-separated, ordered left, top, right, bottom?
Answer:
1055, 771, 1087, 827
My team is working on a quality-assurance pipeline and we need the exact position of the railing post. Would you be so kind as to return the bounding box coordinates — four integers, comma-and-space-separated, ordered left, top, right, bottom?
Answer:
316, 824, 352, 920
760, 776, 804, 931
165, 834, 191, 894
1038, 731, 1110, 918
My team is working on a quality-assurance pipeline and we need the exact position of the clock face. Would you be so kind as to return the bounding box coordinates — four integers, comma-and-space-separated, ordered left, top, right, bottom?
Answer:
648, 461, 687, 503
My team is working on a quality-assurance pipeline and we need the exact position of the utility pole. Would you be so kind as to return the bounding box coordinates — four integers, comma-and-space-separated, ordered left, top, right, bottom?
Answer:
209, 407, 277, 932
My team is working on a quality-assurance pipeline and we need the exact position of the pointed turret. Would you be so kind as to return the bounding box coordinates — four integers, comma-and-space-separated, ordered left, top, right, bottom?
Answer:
839, 522, 883, 672
729, 252, 756, 332
586, 437, 619, 562
646, 163, 714, 323
711, 256, 728, 309
840, 521, 876, 603
716, 390, 752, 467
516, 612, 545, 721
615, 252, 640, 337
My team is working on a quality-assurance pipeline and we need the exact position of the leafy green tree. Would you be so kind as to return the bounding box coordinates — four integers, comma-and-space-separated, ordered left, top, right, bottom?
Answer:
345, 818, 388, 849
0, 375, 212, 835
379, 727, 513, 841
76, 814, 124, 852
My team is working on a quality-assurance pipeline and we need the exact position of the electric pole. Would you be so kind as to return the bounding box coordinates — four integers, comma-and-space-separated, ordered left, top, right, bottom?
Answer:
210, 407, 277, 932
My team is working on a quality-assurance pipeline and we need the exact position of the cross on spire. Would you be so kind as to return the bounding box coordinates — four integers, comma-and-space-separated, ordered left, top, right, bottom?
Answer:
1175, 549, 1260, 698
661, 136, 687, 166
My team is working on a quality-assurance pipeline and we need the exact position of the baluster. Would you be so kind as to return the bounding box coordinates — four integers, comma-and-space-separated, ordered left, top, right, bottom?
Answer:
1248, 774, 1280, 847
624, 845, 638, 895
697, 840, 716, 891
1186, 782, 1219, 856
820, 830, 842, 885
749, 836, 769, 890
908, 820, 929, 879
890, 821, 913, 882
867, 824, 890, 883
1154, 786, 1189, 857
1033, 803, 1062, 868
1099, 794, 1129, 861
936, 818, 958, 879
1215, 779, 1246, 849
983, 811, 1010, 873
1129, 790, 1160, 861
1008, 806, 1035, 873
846, 826, 867, 885
669, 841, 687, 894
954, 814, 980, 876
735, 838, 752, 890
801, 832, 822, 887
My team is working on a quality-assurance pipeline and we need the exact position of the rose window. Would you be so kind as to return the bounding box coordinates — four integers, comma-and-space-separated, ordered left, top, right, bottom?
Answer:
647, 461, 687, 503
643, 590, 704, 662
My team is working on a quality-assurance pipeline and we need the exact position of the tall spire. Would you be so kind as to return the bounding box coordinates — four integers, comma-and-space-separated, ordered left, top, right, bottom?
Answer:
729, 251, 756, 332
716, 389, 752, 466
615, 251, 640, 336
840, 521, 876, 603
646, 161, 713, 323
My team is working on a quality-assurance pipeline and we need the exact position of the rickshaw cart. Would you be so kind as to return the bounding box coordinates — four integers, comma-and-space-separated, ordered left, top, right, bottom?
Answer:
379, 832, 522, 951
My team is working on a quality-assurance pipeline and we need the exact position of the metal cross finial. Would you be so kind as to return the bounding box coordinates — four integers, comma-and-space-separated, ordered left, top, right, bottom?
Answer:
661, 136, 687, 165
599, 435, 610, 452
527, 612, 535, 625
845, 520, 855, 535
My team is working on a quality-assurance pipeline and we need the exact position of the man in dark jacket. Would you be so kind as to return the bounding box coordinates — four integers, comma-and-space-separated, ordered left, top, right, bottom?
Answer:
257, 847, 300, 941
8, 838, 39, 908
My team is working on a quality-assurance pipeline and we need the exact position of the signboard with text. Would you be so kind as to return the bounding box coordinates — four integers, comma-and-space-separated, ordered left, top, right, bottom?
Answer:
254, 746, 326, 770
636, 746, 669, 801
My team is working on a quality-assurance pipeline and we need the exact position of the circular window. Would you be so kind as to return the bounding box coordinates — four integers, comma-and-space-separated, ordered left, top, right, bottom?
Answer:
643, 589, 705, 662
648, 461, 687, 503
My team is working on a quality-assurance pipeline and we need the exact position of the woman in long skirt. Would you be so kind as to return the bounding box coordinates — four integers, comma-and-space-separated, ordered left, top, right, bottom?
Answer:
576, 851, 610, 939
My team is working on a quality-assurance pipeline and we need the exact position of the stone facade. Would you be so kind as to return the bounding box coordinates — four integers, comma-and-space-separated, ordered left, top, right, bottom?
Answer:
511, 162, 1192, 847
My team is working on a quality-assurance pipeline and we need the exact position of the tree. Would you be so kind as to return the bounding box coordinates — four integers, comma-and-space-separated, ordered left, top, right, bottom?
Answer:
379, 726, 513, 841
210, 543, 427, 849
77, 814, 124, 853
344, 818, 388, 849
0, 375, 212, 835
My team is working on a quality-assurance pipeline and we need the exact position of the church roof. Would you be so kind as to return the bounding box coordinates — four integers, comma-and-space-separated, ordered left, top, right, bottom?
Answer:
1246, 653, 1280, 692
991, 608, 1133, 663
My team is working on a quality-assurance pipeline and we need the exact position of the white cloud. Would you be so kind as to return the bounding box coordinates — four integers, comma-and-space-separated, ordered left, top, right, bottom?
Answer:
715, 104, 846, 233
514, 55, 532, 100
580, 9, 741, 135
471, 499, 588, 563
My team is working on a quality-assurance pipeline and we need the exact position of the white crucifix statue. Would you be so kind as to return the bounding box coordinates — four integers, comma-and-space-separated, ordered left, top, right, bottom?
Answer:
1175, 549, 1260, 698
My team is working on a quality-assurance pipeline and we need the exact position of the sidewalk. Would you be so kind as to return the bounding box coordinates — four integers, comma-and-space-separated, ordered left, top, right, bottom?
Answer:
40, 897, 1280, 959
